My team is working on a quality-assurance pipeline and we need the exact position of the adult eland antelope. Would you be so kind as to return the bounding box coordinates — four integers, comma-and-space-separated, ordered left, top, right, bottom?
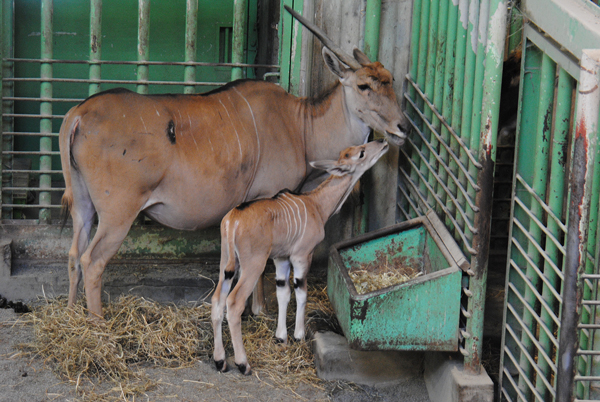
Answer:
212, 140, 389, 375
59, 6, 408, 318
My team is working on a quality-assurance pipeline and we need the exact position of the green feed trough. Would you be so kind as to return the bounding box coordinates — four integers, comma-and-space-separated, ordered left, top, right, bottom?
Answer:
327, 211, 468, 351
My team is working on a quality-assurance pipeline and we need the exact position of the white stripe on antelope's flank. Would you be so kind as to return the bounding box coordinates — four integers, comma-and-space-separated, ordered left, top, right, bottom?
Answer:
296, 198, 309, 242
140, 115, 148, 133
233, 87, 261, 159
218, 99, 243, 158
278, 197, 293, 242
281, 195, 299, 241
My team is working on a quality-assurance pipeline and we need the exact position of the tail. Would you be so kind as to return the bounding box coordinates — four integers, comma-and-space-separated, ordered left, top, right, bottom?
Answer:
58, 110, 80, 233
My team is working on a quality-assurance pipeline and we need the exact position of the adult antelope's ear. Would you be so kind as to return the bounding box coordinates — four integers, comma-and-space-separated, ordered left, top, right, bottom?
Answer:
353, 48, 372, 66
310, 159, 350, 176
322, 47, 351, 81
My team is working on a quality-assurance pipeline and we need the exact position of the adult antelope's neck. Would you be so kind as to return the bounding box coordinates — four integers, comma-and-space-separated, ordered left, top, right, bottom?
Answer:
301, 83, 369, 163
306, 173, 355, 223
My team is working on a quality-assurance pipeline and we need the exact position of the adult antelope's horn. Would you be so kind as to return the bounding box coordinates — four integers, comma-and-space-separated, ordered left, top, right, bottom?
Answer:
284, 5, 362, 71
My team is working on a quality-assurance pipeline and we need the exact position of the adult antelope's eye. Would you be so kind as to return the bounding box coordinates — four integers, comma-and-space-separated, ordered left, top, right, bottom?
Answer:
357, 84, 370, 91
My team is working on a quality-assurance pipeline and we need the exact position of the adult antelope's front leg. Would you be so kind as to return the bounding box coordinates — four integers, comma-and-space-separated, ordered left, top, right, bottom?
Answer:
291, 254, 312, 341
273, 258, 292, 343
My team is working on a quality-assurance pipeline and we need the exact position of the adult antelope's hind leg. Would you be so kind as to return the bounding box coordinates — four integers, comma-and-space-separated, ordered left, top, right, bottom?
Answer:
273, 258, 291, 343
79, 213, 137, 318
226, 253, 269, 375
67, 177, 96, 308
291, 254, 312, 341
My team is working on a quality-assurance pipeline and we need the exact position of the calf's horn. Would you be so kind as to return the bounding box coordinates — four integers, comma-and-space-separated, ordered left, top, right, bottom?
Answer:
284, 5, 362, 71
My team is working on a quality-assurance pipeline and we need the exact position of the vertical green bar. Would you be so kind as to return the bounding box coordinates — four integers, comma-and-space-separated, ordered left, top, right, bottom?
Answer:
428, 0, 449, 209
455, 0, 479, 234
137, 0, 150, 95
1, 0, 14, 219
89, 0, 102, 97
409, 0, 430, 188
39, 0, 53, 223
465, 0, 507, 371
448, 0, 468, 233
438, 0, 458, 214
364, 0, 381, 61
278, 0, 302, 94
408, 0, 422, 107
507, 7, 522, 57
418, 0, 439, 197
184, 0, 198, 94
231, 0, 248, 81
536, 67, 572, 399
517, 52, 555, 397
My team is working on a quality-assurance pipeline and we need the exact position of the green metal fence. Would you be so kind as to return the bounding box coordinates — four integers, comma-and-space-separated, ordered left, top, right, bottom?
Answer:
400, 0, 507, 372
498, 0, 600, 400
0, 0, 279, 223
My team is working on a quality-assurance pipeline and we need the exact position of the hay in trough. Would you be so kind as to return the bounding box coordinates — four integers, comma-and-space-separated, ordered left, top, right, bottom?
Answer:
348, 254, 423, 294
17, 283, 337, 400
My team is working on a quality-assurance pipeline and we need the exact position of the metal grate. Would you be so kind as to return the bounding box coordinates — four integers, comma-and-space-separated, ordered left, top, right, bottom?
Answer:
498, 0, 600, 400
399, 0, 507, 371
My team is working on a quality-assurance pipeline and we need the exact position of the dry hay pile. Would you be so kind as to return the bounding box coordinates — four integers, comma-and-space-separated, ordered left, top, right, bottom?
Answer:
348, 255, 423, 294
18, 286, 337, 401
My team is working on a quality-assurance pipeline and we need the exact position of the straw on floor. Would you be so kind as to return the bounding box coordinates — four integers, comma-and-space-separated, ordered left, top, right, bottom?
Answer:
17, 284, 338, 401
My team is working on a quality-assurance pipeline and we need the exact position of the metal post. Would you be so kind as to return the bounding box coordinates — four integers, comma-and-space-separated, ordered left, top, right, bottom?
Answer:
536, 66, 572, 399
184, 0, 198, 94
427, 0, 449, 209
419, 0, 440, 197
439, 0, 459, 217
364, 0, 381, 61
1, 0, 14, 219
231, 0, 247, 81
448, 0, 469, 233
465, 0, 506, 372
515, 52, 555, 394
455, 0, 479, 234
556, 49, 600, 402
39, 0, 53, 224
89, 0, 102, 96
409, 0, 431, 189
137, 0, 150, 94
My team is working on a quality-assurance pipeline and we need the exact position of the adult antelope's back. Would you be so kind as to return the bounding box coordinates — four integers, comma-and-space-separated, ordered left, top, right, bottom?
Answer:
59, 7, 408, 318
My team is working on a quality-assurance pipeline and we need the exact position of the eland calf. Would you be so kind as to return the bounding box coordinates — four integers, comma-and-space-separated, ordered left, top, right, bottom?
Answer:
211, 139, 389, 375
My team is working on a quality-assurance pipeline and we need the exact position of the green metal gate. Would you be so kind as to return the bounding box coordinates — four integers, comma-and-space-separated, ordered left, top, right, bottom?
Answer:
399, 0, 507, 372
0, 0, 294, 224
498, 0, 600, 401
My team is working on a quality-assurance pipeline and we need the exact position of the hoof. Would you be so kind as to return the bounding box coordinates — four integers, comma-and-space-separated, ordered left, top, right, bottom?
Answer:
274, 337, 287, 344
215, 359, 227, 372
293, 337, 304, 343
236, 362, 251, 375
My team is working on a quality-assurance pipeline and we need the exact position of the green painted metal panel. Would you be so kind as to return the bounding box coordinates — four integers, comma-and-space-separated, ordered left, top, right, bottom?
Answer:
328, 213, 464, 351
